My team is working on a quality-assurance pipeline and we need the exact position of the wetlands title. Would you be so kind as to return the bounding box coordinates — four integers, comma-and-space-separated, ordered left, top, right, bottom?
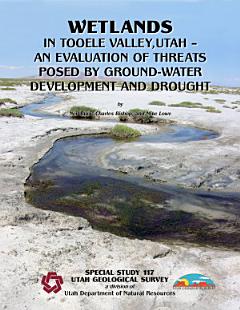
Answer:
31, 19, 211, 93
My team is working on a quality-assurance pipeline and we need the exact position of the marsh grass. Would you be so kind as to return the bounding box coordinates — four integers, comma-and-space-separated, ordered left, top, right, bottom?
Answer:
201, 88, 240, 95
118, 115, 129, 122
70, 105, 99, 119
128, 108, 154, 123
205, 107, 222, 113
201, 89, 220, 95
215, 99, 226, 103
0, 108, 23, 117
168, 101, 222, 113
169, 101, 203, 108
111, 124, 141, 139
0, 98, 17, 104
223, 105, 238, 110
1, 87, 16, 91
149, 100, 166, 106
119, 108, 154, 123
231, 100, 240, 105
0, 78, 28, 87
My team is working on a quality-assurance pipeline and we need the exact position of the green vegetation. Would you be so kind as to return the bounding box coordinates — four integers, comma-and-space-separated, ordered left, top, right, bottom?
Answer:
70, 105, 98, 119
111, 124, 141, 139
0, 78, 28, 87
118, 115, 129, 122
169, 101, 203, 108
0, 108, 23, 117
201, 88, 240, 95
215, 99, 226, 103
83, 181, 101, 196
118, 108, 155, 123
201, 89, 220, 95
231, 100, 240, 105
0, 98, 17, 105
205, 107, 222, 113
1, 87, 16, 91
168, 101, 222, 113
223, 105, 238, 110
128, 108, 154, 123
202, 106, 215, 109
149, 100, 166, 106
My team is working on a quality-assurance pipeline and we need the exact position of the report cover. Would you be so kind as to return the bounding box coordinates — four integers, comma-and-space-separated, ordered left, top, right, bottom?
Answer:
0, 0, 239, 309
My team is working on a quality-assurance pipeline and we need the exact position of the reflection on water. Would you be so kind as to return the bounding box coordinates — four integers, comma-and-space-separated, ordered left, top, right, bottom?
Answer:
20, 94, 65, 119
25, 130, 240, 249
135, 125, 218, 143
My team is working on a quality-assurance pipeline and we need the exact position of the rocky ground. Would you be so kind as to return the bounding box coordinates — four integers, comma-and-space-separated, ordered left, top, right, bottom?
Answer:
0, 86, 240, 309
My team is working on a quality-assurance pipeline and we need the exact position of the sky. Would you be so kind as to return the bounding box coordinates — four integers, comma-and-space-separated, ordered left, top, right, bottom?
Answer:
0, 0, 239, 86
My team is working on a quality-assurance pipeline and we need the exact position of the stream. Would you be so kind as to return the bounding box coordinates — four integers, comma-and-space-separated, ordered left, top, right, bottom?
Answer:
23, 95, 240, 249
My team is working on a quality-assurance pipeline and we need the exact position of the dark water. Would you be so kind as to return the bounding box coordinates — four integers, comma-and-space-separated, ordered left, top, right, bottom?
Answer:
22, 95, 239, 249
25, 133, 240, 249
138, 125, 218, 143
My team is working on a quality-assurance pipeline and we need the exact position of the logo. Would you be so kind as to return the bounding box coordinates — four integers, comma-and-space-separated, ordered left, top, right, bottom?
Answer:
41, 272, 63, 294
173, 273, 215, 289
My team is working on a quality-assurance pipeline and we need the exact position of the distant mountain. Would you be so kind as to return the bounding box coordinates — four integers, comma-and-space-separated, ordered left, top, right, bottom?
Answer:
26, 73, 122, 82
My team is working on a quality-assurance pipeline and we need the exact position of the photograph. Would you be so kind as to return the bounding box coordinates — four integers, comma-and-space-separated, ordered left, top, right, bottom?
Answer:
0, 0, 239, 309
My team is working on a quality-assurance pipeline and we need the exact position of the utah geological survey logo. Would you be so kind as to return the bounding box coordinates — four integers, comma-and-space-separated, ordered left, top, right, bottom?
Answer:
41, 272, 63, 294
173, 273, 215, 289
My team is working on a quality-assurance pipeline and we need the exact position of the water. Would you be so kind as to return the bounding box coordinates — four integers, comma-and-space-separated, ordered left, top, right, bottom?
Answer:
25, 135, 240, 249
23, 95, 240, 249
20, 94, 66, 119
138, 125, 218, 143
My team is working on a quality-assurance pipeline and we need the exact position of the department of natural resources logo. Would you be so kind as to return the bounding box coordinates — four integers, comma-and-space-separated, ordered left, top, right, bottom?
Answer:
41, 272, 63, 294
173, 273, 215, 289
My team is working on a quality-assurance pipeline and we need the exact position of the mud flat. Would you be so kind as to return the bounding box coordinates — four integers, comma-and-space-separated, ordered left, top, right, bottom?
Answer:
0, 87, 240, 309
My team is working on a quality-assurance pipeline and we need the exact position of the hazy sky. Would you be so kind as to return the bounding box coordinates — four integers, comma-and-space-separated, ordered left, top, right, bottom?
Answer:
0, 0, 239, 86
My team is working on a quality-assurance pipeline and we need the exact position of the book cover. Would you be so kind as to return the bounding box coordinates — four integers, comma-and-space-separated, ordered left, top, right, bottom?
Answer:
0, 0, 239, 309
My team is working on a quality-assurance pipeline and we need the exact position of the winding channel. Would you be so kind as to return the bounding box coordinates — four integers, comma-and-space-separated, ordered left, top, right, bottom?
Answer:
23, 95, 240, 249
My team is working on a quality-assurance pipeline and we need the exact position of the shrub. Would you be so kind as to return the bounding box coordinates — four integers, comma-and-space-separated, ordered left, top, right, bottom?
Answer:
118, 115, 129, 122
111, 125, 141, 139
201, 89, 220, 95
0, 78, 29, 87
231, 100, 240, 105
1, 87, 16, 91
149, 100, 166, 106
70, 105, 98, 119
202, 105, 214, 110
128, 108, 154, 123
0, 108, 23, 118
214, 99, 226, 103
0, 98, 17, 104
169, 101, 202, 108
205, 107, 222, 113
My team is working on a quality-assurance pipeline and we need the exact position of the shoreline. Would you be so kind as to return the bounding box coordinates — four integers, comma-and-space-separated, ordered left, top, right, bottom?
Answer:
0, 87, 240, 309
